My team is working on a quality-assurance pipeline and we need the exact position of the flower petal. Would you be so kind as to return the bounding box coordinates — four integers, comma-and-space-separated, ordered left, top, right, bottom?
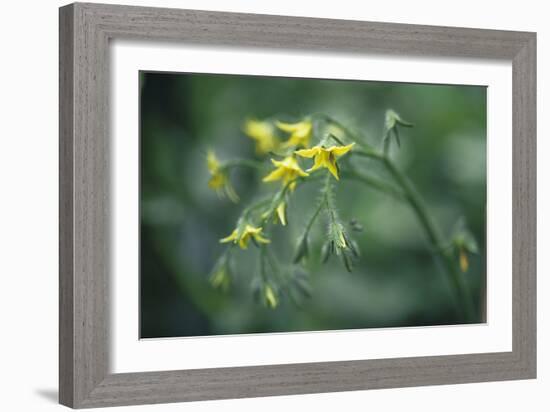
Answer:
206, 150, 220, 173
307, 154, 324, 172
262, 167, 286, 182
281, 135, 301, 148
296, 168, 309, 177
459, 249, 469, 272
276, 202, 286, 226
276, 121, 301, 133
208, 173, 225, 189
264, 285, 278, 308
330, 143, 355, 157
254, 233, 271, 244
295, 147, 319, 158
238, 235, 250, 249
270, 158, 285, 167
244, 225, 262, 234
326, 159, 340, 180
220, 230, 238, 243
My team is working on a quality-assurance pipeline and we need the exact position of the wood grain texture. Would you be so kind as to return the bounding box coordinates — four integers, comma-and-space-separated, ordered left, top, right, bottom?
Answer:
59, 2, 537, 408
59, 4, 75, 407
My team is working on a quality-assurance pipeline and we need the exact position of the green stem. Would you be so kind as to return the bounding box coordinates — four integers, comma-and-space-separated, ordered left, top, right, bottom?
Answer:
382, 159, 442, 246
353, 148, 475, 321
241, 198, 271, 220
383, 134, 391, 156
383, 157, 476, 321
323, 172, 338, 224
341, 169, 404, 200
312, 113, 368, 146
297, 174, 331, 239
294, 173, 335, 263
353, 148, 385, 161
304, 195, 325, 235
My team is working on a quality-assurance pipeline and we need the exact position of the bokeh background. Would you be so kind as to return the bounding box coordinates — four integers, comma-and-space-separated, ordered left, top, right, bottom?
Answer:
140, 71, 486, 338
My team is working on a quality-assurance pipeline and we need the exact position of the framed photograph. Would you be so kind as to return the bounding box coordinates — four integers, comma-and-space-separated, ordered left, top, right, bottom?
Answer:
59, 2, 536, 408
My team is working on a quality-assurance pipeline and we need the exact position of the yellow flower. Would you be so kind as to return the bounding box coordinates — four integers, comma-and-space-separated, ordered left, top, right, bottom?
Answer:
243, 119, 278, 155
206, 151, 239, 202
262, 156, 309, 191
206, 150, 221, 174
295, 143, 355, 180
264, 285, 278, 309
276, 202, 287, 226
336, 227, 347, 249
220, 224, 270, 249
451, 220, 478, 273
261, 200, 287, 226
276, 119, 313, 148
459, 248, 469, 272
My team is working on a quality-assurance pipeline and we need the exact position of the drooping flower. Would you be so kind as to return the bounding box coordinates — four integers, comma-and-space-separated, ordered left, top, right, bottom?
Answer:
220, 224, 270, 249
459, 248, 469, 272
263, 284, 278, 309
209, 266, 230, 291
243, 119, 279, 155
451, 217, 479, 273
276, 119, 313, 148
206, 151, 239, 202
295, 143, 355, 180
456, 241, 477, 273
323, 220, 359, 272
262, 156, 309, 191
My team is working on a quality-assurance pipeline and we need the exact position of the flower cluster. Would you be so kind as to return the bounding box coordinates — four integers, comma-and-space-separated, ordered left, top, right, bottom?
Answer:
205, 110, 479, 313
205, 115, 362, 308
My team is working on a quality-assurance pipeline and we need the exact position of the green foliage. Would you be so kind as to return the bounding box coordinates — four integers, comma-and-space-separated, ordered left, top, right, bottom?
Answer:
140, 72, 487, 338
206, 108, 479, 323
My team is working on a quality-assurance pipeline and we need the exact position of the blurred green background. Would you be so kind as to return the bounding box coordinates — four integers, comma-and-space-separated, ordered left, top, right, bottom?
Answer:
140, 71, 486, 338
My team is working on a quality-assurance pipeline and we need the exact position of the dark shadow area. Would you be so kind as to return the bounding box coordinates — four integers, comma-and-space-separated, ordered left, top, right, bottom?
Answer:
35, 389, 58, 404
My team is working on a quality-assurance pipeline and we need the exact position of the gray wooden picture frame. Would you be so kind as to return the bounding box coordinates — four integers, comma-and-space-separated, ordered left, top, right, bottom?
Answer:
59, 2, 536, 409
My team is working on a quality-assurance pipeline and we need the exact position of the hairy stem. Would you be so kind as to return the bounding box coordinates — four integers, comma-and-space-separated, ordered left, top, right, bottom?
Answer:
297, 173, 333, 241
304, 195, 325, 235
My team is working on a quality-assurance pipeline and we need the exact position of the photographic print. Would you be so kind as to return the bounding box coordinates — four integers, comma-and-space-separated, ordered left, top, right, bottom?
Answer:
139, 72, 486, 339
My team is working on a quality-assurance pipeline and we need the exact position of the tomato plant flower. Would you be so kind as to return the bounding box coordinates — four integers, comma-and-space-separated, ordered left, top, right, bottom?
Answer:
262, 156, 309, 190
220, 224, 270, 249
295, 143, 355, 180
243, 119, 279, 155
276, 119, 313, 148
206, 150, 239, 202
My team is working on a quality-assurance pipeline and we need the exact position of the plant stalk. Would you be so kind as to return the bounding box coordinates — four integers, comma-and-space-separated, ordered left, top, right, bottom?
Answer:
354, 148, 476, 321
